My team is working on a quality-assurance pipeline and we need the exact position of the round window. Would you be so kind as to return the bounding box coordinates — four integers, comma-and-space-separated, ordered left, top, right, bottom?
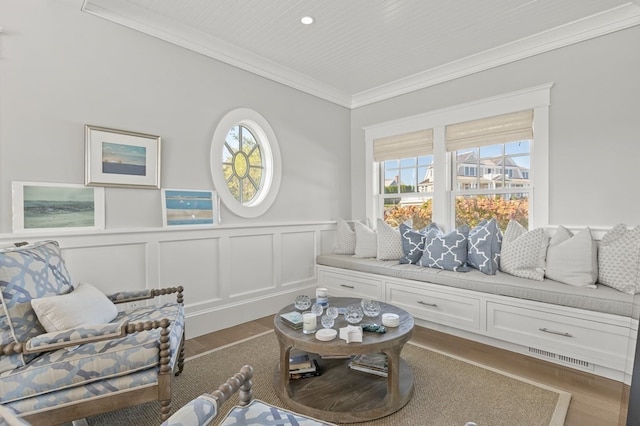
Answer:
211, 109, 281, 218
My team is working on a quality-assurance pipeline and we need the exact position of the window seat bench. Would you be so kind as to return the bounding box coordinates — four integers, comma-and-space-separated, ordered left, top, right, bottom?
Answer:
316, 254, 639, 383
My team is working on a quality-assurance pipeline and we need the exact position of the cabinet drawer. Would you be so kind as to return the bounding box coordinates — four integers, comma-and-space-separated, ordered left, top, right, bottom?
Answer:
387, 283, 480, 330
487, 302, 630, 370
317, 268, 382, 299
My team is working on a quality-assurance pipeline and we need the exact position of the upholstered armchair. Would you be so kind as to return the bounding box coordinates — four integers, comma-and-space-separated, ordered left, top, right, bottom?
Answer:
0, 241, 185, 425
161, 365, 335, 426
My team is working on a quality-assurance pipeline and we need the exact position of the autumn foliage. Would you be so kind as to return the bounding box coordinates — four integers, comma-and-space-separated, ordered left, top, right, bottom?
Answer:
384, 196, 528, 231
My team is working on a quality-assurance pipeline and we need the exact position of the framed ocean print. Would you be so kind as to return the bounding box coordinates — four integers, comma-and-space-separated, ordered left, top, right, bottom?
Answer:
161, 189, 218, 227
85, 124, 161, 188
12, 182, 105, 232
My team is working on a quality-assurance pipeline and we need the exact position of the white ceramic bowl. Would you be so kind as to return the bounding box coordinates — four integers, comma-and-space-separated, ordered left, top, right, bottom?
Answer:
381, 313, 400, 327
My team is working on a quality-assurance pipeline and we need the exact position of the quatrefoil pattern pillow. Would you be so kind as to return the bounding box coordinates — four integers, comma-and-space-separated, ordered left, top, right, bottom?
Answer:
467, 218, 503, 275
399, 223, 440, 264
418, 225, 470, 272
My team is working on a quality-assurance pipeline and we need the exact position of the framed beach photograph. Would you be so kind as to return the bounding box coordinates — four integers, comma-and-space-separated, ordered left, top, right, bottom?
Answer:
161, 189, 218, 227
85, 125, 161, 188
12, 182, 105, 232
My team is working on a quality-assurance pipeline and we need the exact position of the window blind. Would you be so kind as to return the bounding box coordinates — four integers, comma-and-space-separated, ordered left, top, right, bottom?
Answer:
446, 110, 533, 152
373, 129, 433, 162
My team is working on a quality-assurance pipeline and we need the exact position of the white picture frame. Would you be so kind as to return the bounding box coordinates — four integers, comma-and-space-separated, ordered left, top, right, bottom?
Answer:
12, 181, 105, 232
161, 189, 218, 227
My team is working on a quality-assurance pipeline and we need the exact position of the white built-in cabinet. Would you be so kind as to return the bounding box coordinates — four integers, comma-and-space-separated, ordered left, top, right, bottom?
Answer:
317, 265, 638, 383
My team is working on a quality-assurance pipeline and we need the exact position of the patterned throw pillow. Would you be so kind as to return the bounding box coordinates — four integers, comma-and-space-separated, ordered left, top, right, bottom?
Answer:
399, 223, 440, 264
376, 219, 403, 261
467, 218, 503, 275
353, 221, 377, 258
333, 218, 357, 255
499, 220, 549, 281
598, 224, 640, 294
418, 225, 470, 272
545, 226, 598, 288
0, 241, 73, 372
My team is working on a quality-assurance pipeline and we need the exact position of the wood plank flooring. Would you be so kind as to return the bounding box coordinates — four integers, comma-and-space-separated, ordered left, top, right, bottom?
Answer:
185, 316, 630, 426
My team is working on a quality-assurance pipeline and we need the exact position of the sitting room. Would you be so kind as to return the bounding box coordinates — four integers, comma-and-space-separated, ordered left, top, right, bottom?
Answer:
1, 1, 640, 425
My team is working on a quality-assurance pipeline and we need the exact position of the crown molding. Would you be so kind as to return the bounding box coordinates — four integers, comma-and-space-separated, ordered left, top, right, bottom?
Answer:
351, 3, 640, 108
81, 0, 353, 108
81, 1, 640, 110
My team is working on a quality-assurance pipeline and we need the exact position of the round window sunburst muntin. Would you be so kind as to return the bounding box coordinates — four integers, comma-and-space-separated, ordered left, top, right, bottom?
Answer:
211, 108, 281, 219
222, 125, 264, 204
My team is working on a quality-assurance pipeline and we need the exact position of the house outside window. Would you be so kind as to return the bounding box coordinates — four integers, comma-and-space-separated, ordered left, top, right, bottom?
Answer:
374, 129, 434, 228
364, 84, 552, 231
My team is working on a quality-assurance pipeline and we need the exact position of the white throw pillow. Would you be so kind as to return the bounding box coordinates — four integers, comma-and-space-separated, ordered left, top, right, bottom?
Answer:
376, 219, 403, 261
31, 282, 118, 332
545, 226, 598, 288
499, 220, 549, 281
598, 224, 640, 294
353, 221, 377, 258
333, 218, 357, 255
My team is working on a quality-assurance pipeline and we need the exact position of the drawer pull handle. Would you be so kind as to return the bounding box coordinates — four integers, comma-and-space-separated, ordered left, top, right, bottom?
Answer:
417, 300, 438, 308
539, 328, 573, 338
340, 284, 355, 289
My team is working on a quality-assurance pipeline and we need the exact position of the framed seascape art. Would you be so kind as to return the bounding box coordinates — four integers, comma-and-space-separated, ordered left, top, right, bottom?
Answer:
85, 125, 161, 188
161, 189, 218, 227
12, 182, 105, 232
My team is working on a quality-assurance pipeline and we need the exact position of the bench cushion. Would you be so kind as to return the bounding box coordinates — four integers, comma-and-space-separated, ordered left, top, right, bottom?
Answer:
316, 254, 639, 319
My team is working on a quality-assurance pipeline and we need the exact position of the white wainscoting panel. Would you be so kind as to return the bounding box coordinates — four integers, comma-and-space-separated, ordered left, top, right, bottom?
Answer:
0, 221, 336, 339
62, 243, 147, 295
281, 231, 315, 286
159, 238, 221, 308
228, 234, 275, 298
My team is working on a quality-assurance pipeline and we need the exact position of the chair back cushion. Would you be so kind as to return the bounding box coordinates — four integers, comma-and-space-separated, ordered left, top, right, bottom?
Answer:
0, 241, 73, 372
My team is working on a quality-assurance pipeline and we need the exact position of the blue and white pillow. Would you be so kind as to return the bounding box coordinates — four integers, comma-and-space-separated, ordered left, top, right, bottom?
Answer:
399, 223, 439, 264
418, 225, 470, 272
467, 218, 503, 275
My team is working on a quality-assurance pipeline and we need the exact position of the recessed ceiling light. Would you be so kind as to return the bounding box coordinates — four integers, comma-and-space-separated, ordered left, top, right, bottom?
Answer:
300, 16, 314, 25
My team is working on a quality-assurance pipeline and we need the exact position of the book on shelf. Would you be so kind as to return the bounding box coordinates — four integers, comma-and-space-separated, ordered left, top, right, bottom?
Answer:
349, 353, 388, 377
289, 359, 320, 379
279, 311, 303, 329
319, 353, 351, 360
289, 353, 312, 370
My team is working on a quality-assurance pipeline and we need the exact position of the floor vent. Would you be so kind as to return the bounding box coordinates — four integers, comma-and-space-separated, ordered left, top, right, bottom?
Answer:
528, 347, 593, 370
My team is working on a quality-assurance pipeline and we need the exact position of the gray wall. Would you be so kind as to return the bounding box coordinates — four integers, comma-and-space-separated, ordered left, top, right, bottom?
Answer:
0, 0, 351, 232
350, 26, 640, 228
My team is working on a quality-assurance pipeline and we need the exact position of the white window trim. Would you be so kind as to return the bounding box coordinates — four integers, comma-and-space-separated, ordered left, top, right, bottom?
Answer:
210, 108, 282, 219
364, 83, 553, 230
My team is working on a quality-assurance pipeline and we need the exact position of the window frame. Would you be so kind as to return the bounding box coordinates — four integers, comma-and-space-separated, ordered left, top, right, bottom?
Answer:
364, 84, 552, 231
211, 108, 281, 219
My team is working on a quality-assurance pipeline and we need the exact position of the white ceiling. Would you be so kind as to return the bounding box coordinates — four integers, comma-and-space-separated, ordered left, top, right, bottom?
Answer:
81, 0, 640, 108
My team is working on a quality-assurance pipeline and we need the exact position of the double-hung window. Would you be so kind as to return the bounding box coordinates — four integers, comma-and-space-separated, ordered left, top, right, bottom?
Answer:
365, 84, 551, 231
374, 130, 434, 228
447, 110, 533, 230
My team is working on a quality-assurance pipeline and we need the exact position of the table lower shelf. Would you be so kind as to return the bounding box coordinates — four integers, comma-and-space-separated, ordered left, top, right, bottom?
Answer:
274, 356, 414, 423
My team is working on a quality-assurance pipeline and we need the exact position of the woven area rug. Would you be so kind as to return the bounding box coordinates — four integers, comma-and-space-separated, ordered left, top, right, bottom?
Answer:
87, 331, 570, 425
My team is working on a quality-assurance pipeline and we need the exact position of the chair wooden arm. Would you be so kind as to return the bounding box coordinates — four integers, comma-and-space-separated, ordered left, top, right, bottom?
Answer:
210, 365, 254, 408
0, 319, 172, 356
109, 286, 184, 305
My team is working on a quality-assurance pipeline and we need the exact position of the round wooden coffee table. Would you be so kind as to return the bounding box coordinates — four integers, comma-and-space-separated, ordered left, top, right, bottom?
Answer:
273, 297, 414, 423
